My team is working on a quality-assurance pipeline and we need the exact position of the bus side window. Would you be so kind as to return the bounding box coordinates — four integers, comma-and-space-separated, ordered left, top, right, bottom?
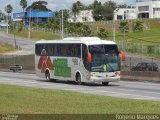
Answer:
57, 44, 64, 56
82, 44, 87, 60
70, 45, 74, 57
77, 44, 81, 58
49, 44, 55, 56
38, 44, 47, 56
54, 44, 58, 56
36, 44, 42, 55
66, 44, 71, 56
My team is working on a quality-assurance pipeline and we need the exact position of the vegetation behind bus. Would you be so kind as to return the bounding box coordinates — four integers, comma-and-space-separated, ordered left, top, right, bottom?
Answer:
0, 43, 19, 54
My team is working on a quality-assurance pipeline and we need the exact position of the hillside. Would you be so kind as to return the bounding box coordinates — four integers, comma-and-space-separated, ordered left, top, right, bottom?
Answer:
0, 43, 18, 54
85, 19, 160, 58
85, 19, 160, 41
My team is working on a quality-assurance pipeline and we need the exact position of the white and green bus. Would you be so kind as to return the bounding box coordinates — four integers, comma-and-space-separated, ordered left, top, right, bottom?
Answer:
35, 37, 124, 85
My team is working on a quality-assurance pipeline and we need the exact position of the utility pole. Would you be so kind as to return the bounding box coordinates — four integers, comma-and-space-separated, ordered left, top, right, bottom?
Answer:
113, 16, 115, 42
28, 7, 31, 40
13, 22, 17, 48
113, 8, 119, 42
7, 15, 8, 34
61, 9, 64, 39
28, 3, 39, 40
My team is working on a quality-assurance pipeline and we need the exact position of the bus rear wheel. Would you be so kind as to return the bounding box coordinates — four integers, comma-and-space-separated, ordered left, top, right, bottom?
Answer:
76, 73, 82, 85
102, 82, 109, 86
45, 71, 51, 81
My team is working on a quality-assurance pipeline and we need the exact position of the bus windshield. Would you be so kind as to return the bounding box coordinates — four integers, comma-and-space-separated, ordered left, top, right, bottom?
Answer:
89, 44, 120, 72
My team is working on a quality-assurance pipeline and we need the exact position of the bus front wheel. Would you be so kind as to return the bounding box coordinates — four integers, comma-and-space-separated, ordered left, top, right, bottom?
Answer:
102, 82, 109, 86
76, 73, 82, 85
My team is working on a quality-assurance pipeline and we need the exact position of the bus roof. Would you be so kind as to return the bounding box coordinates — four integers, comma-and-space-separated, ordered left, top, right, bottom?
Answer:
36, 37, 116, 45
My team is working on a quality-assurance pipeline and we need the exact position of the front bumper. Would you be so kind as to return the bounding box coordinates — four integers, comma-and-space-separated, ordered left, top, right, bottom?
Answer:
88, 72, 120, 83
90, 76, 120, 82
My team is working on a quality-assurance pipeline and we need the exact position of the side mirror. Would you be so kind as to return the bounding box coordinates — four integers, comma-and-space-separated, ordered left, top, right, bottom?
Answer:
119, 50, 125, 61
87, 52, 92, 64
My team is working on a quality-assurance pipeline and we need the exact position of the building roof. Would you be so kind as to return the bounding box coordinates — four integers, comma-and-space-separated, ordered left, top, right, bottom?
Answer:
26, 11, 54, 18
13, 11, 54, 19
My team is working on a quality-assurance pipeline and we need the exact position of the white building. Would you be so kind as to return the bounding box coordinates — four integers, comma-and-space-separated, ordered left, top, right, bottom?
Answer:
136, 0, 160, 19
114, 0, 160, 20
114, 8, 137, 20
68, 10, 94, 23
0, 20, 9, 28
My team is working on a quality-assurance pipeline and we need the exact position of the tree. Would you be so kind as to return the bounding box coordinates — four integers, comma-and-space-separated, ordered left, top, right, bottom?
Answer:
66, 22, 91, 36
59, 9, 70, 22
20, 0, 27, 27
5, 4, 13, 15
132, 20, 143, 32
72, 1, 84, 22
26, 1, 51, 11
46, 9, 70, 31
80, 25, 91, 36
97, 28, 109, 38
93, 0, 101, 9
93, 5, 104, 21
118, 4, 127, 8
47, 16, 60, 30
5, 4, 13, 34
118, 4, 133, 8
103, 1, 117, 20
20, 0, 27, 12
92, 0, 117, 21
119, 21, 129, 33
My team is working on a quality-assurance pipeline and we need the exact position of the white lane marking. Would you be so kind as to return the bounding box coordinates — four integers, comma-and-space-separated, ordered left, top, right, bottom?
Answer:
120, 81, 160, 87
0, 78, 11, 81
106, 87, 160, 95
88, 89, 160, 100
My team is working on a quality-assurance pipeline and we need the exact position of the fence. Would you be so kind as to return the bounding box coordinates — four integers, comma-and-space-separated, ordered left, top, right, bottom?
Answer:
121, 56, 160, 71
121, 56, 160, 81
117, 41, 160, 56
0, 55, 35, 72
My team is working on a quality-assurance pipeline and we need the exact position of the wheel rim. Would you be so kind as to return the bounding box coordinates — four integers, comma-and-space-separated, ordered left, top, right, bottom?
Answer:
76, 74, 81, 85
102, 82, 109, 86
46, 72, 50, 81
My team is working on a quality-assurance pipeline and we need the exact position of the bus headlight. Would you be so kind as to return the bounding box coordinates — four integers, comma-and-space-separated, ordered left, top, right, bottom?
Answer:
115, 72, 120, 76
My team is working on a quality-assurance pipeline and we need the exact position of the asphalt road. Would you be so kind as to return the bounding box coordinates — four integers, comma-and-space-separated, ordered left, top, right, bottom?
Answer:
0, 71, 160, 101
0, 32, 35, 55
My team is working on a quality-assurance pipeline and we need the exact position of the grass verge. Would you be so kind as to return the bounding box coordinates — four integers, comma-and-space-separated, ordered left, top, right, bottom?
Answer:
9, 30, 60, 40
0, 84, 160, 114
0, 43, 19, 54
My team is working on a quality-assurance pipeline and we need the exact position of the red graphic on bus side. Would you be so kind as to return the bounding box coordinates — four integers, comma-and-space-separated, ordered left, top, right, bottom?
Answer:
38, 55, 53, 73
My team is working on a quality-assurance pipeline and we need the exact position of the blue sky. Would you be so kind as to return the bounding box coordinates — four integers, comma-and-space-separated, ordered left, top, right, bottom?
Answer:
0, 0, 136, 13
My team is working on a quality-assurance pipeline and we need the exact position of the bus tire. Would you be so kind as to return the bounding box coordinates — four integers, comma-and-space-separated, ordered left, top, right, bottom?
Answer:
102, 82, 109, 86
45, 70, 51, 81
76, 73, 82, 85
